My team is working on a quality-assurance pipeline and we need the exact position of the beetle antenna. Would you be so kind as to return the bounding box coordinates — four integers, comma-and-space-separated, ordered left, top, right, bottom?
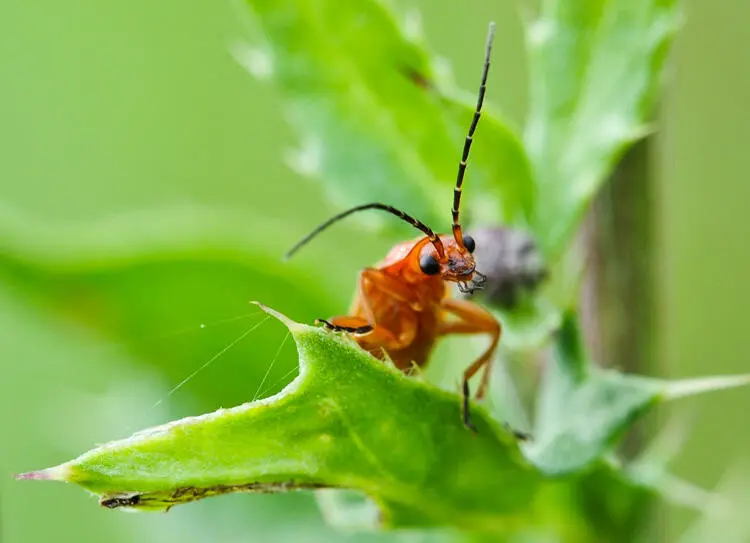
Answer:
284, 203, 445, 261
452, 21, 495, 246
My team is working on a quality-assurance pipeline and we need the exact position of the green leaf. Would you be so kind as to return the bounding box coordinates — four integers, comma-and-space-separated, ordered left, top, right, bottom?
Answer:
524, 0, 680, 255
240, 0, 534, 230
526, 313, 750, 475
19, 305, 545, 532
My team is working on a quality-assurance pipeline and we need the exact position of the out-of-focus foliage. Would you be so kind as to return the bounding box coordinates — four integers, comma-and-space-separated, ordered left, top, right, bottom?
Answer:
525, 312, 750, 475
523, 0, 679, 256
241, 0, 534, 228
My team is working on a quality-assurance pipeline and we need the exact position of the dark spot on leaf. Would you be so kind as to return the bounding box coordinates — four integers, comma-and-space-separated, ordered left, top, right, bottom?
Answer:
401, 65, 433, 90
100, 494, 141, 508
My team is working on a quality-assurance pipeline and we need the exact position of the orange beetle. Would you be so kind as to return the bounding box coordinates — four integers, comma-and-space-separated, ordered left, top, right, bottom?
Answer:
286, 23, 499, 430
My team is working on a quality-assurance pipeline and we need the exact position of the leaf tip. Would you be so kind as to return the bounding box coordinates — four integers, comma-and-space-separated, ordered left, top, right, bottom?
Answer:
251, 301, 305, 332
15, 463, 71, 482
664, 373, 750, 401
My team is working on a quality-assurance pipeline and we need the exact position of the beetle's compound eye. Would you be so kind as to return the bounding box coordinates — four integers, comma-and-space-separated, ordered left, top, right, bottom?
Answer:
419, 253, 440, 275
463, 235, 476, 253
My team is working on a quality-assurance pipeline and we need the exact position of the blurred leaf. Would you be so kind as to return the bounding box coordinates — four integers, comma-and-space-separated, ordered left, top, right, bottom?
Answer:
240, 0, 533, 230
626, 463, 725, 515
620, 413, 727, 517
523, 0, 680, 255
21, 305, 545, 533
526, 313, 750, 475
0, 206, 348, 415
677, 462, 750, 543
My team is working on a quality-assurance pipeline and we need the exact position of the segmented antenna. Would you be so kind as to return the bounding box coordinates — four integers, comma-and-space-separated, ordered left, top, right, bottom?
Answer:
284, 203, 445, 260
452, 22, 496, 246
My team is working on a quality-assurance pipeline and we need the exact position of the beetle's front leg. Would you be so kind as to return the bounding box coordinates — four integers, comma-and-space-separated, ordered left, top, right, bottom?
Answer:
438, 298, 501, 432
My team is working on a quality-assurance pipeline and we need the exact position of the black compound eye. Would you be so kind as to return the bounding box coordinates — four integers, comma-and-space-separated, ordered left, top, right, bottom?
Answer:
462, 235, 476, 253
419, 253, 440, 275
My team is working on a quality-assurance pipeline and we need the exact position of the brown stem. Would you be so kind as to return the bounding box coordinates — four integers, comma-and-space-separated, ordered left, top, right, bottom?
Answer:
579, 139, 657, 534
580, 139, 655, 395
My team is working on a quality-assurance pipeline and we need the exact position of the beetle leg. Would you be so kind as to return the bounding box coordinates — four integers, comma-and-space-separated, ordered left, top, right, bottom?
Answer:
321, 315, 416, 353
502, 422, 532, 442
439, 298, 501, 398
438, 298, 501, 431
315, 318, 373, 335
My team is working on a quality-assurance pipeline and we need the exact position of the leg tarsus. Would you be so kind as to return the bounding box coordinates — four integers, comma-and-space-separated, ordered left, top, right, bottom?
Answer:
315, 319, 373, 335
502, 422, 532, 442
405, 360, 423, 378
462, 379, 477, 433
315, 318, 334, 329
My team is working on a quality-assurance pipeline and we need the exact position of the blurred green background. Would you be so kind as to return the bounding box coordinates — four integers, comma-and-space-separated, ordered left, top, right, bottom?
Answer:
1, 0, 748, 542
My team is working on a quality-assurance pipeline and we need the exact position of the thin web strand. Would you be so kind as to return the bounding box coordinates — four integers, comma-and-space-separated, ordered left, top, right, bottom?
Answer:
151, 316, 270, 411
257, 364, 300, 399
146, 311, 264, 343
252, 331, 291, 401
